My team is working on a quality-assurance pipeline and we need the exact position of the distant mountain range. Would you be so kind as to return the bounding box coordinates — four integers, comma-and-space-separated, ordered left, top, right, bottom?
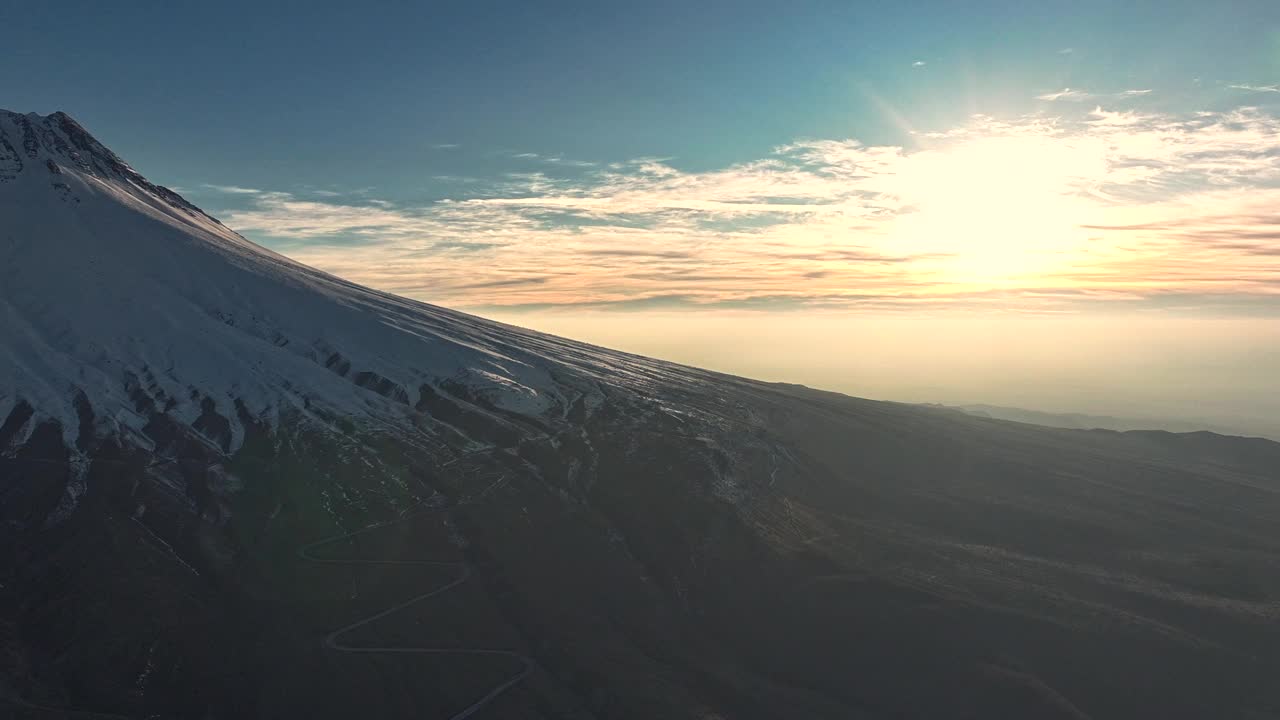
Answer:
3, 109, 1280, 720
940, 403, 1279, 441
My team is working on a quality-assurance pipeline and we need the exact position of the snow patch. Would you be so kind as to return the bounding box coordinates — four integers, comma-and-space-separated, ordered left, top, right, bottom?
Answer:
43, 457, 89, 526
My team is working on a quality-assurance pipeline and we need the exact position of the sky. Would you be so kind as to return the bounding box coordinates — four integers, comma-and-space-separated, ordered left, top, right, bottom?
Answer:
5, 0, 1280, 433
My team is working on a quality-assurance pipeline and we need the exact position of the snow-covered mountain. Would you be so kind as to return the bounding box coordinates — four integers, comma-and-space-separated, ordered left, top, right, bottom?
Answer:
0, 109, 745, 460
4, 111, 1280, 720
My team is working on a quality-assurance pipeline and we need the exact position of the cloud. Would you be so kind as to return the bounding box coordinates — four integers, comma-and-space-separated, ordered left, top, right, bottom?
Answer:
201, 183, 263, 194
544, 156, 597, 167
1229, 84, 1280, 93
912, 60, 926, 67
1037, 88, 1152, 103
431, 143, 461, 149
581, 248, 696, 259
223, 194, 450, 240
216, 105, 1280, 313
510, 151, 596, 168
453, 276, 551, 289
430, 240, 508, 252
1036, 88, 1092, 102
1058, 48, 1074, 55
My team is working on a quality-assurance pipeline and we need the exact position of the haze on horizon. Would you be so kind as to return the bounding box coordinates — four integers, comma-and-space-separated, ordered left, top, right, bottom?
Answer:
473, 310, 1280, 438
7, 0, 1279, 437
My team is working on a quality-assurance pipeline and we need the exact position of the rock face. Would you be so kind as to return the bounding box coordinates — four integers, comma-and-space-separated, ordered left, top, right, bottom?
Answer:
3, 110, 1280, 720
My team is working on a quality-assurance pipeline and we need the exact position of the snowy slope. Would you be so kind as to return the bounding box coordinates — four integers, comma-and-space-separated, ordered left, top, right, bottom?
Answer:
0, 110, 719, 455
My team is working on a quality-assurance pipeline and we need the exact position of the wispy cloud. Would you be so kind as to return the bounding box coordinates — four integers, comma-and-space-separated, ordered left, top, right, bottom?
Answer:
218, 105, 1280, 313
201, 183, 263, 194
223, 194, 432, 239
912, 60, 926, 67
1036, 88, 1092, 102
1037, 88, 1153, 102
1229, 84, 1280, 93
509, 151, 597, 168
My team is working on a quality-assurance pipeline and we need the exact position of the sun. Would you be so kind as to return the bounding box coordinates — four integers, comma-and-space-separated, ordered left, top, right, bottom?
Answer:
888, 134, 1106, 285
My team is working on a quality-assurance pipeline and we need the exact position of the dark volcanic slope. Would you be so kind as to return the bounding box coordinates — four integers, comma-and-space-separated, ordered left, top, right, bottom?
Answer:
3, 111, 1279, 720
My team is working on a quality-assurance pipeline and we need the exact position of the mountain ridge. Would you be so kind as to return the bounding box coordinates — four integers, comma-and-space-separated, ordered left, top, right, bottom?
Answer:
0, 108, 713, 458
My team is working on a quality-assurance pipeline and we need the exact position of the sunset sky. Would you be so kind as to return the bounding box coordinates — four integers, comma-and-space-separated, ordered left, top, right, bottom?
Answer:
7, 0, 1280, 430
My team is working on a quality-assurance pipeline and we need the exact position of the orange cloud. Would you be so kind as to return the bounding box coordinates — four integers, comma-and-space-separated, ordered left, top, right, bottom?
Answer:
222, 106, 1280, 313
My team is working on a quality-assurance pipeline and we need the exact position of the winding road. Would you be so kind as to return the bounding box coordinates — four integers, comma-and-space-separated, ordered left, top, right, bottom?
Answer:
4, 451, 535, 718
297, 466, 534, 720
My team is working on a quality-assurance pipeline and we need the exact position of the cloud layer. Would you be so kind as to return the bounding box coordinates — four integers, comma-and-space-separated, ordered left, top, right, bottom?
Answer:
217, 104, 1280, 314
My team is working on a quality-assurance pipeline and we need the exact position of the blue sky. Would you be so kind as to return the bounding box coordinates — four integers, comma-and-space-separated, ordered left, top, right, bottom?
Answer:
5, 0, 1280, 315
7, 0, 1278, 192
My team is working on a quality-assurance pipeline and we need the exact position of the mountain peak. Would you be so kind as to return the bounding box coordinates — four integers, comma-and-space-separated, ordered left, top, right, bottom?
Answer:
0, 109, 581, 457
4, 108, 78, 123
2, 108, 130, 180
0, 108, 217, 224
0, 108, 69, 121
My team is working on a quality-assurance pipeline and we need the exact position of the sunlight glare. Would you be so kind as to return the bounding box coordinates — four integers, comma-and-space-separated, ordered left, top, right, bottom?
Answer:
889, 135, 1106, 284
